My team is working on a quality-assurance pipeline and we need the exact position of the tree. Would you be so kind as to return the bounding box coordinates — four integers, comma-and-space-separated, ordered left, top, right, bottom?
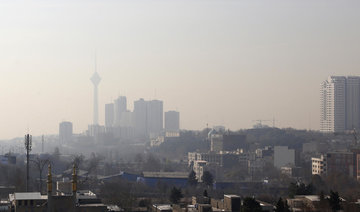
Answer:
31, 156, 50, 193
143, 154, 161, 172
328, 190, 341, 212
275, 197, 290, 212
288, 182, 314, 197
169, 187, 183, 204
312, 174, 327, 193
86, 152, 104, 175
203, 189, 208, 197
319, 190, 330, 210
242, 197, 262, 212
72, 154, 85, 170
284, 200, 290, 212
99, 179, 136, 209
275, 197, 284, 212
202, 171, 213, 187
187, 170, 197, 187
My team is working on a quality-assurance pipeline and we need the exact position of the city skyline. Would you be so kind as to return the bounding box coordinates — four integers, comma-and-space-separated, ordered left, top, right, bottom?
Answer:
1, 1, 360, 139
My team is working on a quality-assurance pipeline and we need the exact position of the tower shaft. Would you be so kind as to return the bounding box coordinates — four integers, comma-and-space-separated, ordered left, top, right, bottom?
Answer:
90, 71, 101, 126
93, 85, 99, 125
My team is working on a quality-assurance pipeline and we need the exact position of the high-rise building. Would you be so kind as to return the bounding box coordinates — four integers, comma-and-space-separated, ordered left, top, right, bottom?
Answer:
320, 76, 360, 132
165, 111, 180, 132
147, 100, 163, 135
119, 110, 133, 127
134, 98, 148, 137
114, 96, 127, 126
133, 98, 164, 138
346, 76, 360, 130
105, 103, 114, 128
59, 121, 73, 144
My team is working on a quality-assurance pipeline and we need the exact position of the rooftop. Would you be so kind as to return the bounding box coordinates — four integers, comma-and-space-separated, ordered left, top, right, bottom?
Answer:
10, 192, 47, 201
153, 204, 172, 210
143, 172, 188, 179
224, 194, 240, 198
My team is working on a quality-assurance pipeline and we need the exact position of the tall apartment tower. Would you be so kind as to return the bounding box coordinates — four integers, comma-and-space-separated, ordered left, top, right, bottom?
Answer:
320, 76, 360, 132
346, 76, 360, 130
133, 99, 164, 137
134, 98, 148, 137
114, 96, 127, 126
59, 121, 73, 144
105, 103, 114, 128
165, 111, 180, 132
147, 100, 163, 135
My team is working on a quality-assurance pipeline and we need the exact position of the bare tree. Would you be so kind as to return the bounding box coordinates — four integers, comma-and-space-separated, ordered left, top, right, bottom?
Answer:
31, 156, 50, 193
72, 154, 85, 170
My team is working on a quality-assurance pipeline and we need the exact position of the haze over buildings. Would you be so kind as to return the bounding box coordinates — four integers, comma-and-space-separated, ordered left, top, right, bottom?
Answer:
1, 1, 360, 139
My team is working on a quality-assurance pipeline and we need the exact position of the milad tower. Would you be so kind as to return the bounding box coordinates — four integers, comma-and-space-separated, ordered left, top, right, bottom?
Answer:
90, 71, 101, 125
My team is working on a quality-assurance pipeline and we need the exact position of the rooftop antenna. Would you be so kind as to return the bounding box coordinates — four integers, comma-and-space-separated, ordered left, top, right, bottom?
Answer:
25, 134, 32, 192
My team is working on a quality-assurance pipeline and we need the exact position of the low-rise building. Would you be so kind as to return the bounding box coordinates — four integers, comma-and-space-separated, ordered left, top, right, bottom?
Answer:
138, 172, 189, 187
9, 165, 107, 212
152, 204, 172, 212
311, 155, 327, 175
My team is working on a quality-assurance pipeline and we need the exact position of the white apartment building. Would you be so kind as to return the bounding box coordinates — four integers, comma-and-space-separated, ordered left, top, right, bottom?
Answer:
320, 76, 346, 132
320, 76, 360, 132
311, 155, 327, 175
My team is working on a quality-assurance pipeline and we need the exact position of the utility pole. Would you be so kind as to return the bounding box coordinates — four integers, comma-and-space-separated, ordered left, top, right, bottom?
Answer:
25, 134, 32, 192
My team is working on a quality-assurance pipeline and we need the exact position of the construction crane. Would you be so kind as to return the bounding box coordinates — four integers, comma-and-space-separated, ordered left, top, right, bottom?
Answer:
252, 119, 276, 128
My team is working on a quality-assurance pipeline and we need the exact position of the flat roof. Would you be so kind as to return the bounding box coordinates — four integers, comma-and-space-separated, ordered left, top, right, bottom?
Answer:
224, 194, 240, 198
10, 192, 47, 201
79, 203, 107, 207
143, 172, 188, 179
153, 204, 172, 210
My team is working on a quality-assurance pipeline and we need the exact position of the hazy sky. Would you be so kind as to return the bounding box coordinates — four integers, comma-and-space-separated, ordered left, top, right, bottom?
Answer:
1, 0, 360, 139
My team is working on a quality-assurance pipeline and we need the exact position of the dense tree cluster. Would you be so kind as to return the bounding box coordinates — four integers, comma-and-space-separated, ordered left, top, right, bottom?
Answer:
201, 171, 214, 187
288, 182, 314, 197
187, 170, 197, 187
169, 187, 183, 204
242, 197, 262, 212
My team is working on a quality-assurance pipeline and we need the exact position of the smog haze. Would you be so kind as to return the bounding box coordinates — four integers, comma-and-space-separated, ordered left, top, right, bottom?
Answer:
1, 0, 360, 139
